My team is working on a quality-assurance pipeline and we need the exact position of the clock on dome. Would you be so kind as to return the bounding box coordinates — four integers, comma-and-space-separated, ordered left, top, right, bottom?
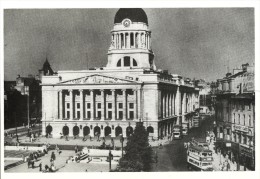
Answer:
122, 19, 131, 27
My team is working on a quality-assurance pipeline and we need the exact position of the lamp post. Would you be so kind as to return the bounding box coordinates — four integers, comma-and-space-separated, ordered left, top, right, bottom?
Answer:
26, 86, 30, 135
108, 146, 112, 171
120, 135, 124, 157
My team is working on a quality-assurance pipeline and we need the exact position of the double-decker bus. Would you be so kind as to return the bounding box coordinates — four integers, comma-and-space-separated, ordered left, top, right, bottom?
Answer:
187, 143, 213, 171
172, 125, 182, 139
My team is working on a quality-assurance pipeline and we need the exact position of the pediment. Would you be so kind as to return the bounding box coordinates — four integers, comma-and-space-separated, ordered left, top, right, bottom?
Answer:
59, 74, 138, 85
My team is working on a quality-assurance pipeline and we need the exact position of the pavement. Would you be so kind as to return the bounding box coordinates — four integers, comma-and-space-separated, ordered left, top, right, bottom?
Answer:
5, 150, 117, 173
208, 141, 249, 171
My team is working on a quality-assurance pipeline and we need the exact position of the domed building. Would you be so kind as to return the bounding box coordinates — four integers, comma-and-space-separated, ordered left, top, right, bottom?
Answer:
41, 8, 199, 139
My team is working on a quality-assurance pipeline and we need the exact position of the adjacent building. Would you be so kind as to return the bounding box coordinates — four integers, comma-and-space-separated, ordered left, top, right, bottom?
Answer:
41, 8, 200, 139
215, 63, 255, 170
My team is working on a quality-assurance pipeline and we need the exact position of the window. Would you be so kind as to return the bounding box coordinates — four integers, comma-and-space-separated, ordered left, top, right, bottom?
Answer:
77, 103, 80, 109
248, 102, 251, 110
108, 111, 112, 119
108, 103, 112, 109
87, 111, 91, 118
249, 115, 251, 126
129, 103, 134, 109
124, 56, 130, 67
67, 103, 70, 109
97, 103, 101, 109
119, 111, 123, 119
119, 103, 123, 109
238, 114, 240, 124
87, 103, 91, 109
243, 114, 246, 125
227, 129, 230, 135
129, 111, 134, 119
77, 111, 80, 118
243, 135, 247, 145
97, 111, 101, 118
67, 111, 70, 118
233, 113, 235, 123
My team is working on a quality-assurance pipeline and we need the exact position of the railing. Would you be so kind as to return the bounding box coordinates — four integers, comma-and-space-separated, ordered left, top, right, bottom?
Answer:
73, 118, 80, 120
94, 118, 101, 120
126, 118, 134, 120
105, 118, 112, 120
83, 118, 91, 120
62, 118, 69, 120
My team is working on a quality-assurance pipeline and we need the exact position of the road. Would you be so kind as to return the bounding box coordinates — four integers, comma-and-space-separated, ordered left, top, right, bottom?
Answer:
151, 115, 214, 171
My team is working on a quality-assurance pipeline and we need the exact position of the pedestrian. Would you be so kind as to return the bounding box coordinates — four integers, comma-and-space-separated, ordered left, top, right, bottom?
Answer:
75, 145, 78, 153
51, 151, 56, 161
31, 160, 35, 169
28, 159, 31, 168
39, 162, 42, 171
44, 165, 49, 172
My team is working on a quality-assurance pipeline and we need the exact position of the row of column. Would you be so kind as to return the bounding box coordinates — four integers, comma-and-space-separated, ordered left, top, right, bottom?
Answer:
160, 88, 196, 120
111, 31, 151, 50
58, 89, 141, 121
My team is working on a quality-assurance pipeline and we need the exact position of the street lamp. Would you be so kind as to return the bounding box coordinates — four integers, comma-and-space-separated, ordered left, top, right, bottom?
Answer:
108, 146, 112, 171
120, 135, 124, 157
25, 86, 30, 135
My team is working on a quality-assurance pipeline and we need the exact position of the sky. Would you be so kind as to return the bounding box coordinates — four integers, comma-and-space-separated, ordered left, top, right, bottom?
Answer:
4, 8, 254, 82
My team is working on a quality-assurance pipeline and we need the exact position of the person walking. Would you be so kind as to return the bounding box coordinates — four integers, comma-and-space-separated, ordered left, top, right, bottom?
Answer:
39, 162, 42, 172
51, 151, 56, 165
74, 145, 78, 153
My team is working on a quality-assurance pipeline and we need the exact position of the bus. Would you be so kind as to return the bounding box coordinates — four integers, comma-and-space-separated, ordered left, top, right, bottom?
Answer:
187, 143, 213, 171
172, 125, 182, 139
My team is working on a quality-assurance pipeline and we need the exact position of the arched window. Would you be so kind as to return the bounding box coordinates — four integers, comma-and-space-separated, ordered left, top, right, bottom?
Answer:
133, 59, 137, 66
124, 56, 130, 66
117, 59, 121, 67
116, 56, 138, 67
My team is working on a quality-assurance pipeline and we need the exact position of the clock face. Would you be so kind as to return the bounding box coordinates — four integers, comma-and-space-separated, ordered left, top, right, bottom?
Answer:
123, 19, 131, 27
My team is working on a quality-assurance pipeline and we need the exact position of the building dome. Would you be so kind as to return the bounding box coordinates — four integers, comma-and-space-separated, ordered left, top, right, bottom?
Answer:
114, 8, 148, 24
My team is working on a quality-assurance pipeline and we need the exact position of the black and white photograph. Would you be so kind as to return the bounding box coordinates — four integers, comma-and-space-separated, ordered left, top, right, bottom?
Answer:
1, 0, 259, 177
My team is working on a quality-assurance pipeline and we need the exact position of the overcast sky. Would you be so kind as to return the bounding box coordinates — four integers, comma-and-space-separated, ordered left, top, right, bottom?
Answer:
4, 8, 254, 81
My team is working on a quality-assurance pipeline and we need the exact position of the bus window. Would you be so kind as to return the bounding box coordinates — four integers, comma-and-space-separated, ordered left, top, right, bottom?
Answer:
202, 153, 207, 157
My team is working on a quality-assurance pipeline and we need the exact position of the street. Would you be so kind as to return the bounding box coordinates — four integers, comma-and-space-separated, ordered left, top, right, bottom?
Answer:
151, 115, 214, 171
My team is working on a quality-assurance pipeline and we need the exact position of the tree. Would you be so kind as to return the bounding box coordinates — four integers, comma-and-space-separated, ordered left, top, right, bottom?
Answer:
116, 122, 153, 172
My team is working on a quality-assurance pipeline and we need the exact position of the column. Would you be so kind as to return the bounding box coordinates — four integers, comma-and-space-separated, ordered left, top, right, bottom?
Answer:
69, 90, 73, 120
123, 33, 126, 48
134, 90, 137, 119
172, 92, 175, 115
119, 33, 122, 49
138, 33, 140, 48
122, 89, 127, 120
59, 90, 63, 119
101, 90, 105, 120
162, 91, 165, 118
148, 33, 150, 49
175, 88, 180, 116
169, 92, 172, 116
166, 92, 169, 117
79, 89, 84, 120
111, 89, 116, 121
137, 89, 141, 120
90, 90, 94, 120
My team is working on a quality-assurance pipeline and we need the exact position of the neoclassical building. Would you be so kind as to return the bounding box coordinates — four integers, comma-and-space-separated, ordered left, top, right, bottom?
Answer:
41, 8, 199, 139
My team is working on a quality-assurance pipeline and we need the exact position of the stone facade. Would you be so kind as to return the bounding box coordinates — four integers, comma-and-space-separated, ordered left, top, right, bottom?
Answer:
41, 8, 199, 139
215, 63, 255, 170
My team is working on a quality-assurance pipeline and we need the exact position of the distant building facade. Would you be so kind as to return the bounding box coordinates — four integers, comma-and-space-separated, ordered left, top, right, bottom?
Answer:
215, 63, 255, 170
41, 8, 200, 139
